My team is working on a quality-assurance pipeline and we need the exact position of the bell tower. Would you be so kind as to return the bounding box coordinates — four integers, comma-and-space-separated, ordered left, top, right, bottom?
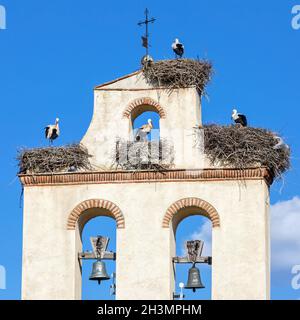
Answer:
20, 60, 272, 300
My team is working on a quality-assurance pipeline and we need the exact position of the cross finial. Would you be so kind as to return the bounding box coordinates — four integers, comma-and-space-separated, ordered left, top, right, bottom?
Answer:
138, 8, 156, 56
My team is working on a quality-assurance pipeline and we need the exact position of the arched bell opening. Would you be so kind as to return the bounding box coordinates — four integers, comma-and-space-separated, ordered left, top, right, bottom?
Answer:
80, 215, 116, 300
77, 207, 118, 236
163, 197, 220, 300
174, 215, 212, 300
123, 98, 166, 142
68, 199, 124, 300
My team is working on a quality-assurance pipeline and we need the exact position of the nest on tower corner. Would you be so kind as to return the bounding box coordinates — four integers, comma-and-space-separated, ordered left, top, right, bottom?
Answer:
202, 125, 291, 180
142, 58, 213, 95
17, 144, 92, 174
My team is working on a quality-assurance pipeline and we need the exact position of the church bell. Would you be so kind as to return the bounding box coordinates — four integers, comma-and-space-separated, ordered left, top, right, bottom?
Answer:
89, 260, 110, 284
185, 263, 205, 292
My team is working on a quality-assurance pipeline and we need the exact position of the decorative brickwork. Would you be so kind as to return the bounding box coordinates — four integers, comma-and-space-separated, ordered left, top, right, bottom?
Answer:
162, 197, 220, 228
123, 97, 166, 119
19, 168, 272, 186
67, 199, 125, 230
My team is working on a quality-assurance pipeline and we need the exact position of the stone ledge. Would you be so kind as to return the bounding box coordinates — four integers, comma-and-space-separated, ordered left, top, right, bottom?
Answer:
19, 167, 272, 187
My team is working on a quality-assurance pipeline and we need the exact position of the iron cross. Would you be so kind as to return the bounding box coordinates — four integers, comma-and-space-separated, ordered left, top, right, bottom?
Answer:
138, 8, 156, 56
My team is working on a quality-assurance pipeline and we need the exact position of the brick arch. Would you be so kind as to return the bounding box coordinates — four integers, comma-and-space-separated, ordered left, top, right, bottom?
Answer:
162, 197, 220, 228
123, 97, 166, 120
67, 199, 125, 230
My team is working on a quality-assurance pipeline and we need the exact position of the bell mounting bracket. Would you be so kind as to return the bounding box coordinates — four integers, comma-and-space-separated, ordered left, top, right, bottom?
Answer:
173, 240, 212, 265
78, 236, 116, 261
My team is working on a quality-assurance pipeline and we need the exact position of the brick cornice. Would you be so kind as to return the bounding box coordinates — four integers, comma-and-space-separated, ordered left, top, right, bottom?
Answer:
19, 167, 272, 187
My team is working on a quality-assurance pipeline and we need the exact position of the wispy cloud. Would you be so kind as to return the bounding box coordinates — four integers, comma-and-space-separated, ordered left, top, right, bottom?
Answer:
271, 196, 300, 271
182, 220, 212, 257
182, 196, 300, 272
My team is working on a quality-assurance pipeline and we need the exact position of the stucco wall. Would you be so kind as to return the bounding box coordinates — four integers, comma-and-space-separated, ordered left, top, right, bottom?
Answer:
81, 73, 202, 170
21, 179, 270, 300
21, 72, 270, 300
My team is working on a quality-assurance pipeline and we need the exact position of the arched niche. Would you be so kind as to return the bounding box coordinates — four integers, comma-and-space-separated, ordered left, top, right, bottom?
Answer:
123, 97, 166, 139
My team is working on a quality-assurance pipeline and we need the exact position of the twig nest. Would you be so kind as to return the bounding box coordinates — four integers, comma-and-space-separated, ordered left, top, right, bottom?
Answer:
17, 144, 92, 174
142, 58, 213, 94
203, 125, 290, 179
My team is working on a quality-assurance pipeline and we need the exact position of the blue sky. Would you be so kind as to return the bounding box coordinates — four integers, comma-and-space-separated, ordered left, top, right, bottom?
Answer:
0, 0, 300, 300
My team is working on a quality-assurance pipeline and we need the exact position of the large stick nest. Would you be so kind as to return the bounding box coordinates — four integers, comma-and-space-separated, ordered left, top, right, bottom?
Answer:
203, 125, 290, 179
112, 138, 174, 171
17, 144, 92, 174
142, 59, 213, 94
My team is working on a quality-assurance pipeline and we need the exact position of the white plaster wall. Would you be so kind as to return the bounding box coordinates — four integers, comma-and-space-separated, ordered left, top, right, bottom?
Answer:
22, 179, 270, 300
22, 72, 270, 300
81, 73, 202, 170
22, 187, 77, 299
211, 181, 270, 300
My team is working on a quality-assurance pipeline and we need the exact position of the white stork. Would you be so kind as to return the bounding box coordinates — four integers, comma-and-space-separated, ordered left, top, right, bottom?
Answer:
273, 136, 289, 150
231, 109, 247, 127
172, 38, 184, 58
45, 118, 60, 144
135, 119, 153, 142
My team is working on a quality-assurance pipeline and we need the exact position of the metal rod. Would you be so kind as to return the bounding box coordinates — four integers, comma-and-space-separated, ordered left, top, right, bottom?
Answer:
78, 251, 116, 260
145, 8, 148, 56
137, 8, 156, 56
173, 256, 212, 265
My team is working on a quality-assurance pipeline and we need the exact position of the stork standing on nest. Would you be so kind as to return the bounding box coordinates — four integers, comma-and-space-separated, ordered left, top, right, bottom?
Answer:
172, 38, 184, 58
135, 119, 153, 142
231, 109, 247, 127
45, 118, 60, 144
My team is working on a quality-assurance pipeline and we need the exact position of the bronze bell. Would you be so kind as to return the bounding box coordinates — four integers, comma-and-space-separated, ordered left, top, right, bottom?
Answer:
89, 260, 110, 285
185, 263, 205, 292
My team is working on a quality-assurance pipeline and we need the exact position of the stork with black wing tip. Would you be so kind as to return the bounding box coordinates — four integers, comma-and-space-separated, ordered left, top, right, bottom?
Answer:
231, 109, 247, 127
45, 117, 60, 145
172, 38, 184, 59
